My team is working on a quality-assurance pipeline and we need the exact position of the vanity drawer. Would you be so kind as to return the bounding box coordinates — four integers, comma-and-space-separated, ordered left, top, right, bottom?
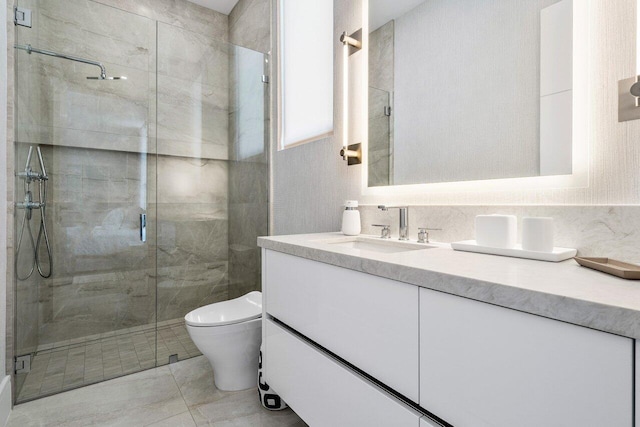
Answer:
419, 288, 634, 427
264, 320, 422, 427
264, 250, 419, 401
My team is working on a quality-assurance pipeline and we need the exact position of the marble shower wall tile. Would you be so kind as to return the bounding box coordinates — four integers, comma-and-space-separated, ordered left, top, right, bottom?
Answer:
227, 201, 267, 298
38, 268, 157, 344
157, 23, 230, 160
157, 156, 228, 205
229, 0, 271, 54
227, 0, 271, 300
158, 23, 229, 88
228, 161, 268, 204
156, 263, 229, 322
23, 0, 154, 71
156, 156, 230, 323
157, 207, 228, 267
228, 46, 268, 163
156, 74, 229, 159
91, 0, 228, 41
360, 205, 640, 263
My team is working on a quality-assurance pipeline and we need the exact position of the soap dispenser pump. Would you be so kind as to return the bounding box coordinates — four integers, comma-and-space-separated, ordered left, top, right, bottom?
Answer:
341, 200, 361, 236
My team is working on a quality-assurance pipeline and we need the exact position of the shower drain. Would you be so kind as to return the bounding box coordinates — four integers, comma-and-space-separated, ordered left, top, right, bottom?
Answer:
168, 354, 179, 364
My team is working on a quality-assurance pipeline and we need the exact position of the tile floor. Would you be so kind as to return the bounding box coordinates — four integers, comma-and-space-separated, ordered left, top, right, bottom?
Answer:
9, 355, 307, 427
16, 320, 201, 402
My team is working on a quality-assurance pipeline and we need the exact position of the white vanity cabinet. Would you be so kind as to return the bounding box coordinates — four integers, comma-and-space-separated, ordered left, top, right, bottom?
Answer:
419, 288, 634, 427
262, 247, 635, 427
264, 319, 422, 426
264, 250, 419, 401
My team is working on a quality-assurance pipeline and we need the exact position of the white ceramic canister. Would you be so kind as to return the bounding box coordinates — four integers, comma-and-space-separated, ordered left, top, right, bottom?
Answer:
522, 217, 555, 252
341, 200, 361, 236
475, 214, 517, 249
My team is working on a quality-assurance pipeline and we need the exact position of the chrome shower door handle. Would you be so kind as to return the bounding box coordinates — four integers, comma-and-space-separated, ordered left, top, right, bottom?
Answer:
140, 214, 147, 243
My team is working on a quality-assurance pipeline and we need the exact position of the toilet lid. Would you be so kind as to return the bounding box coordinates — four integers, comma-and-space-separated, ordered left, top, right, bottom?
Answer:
184, 291, 262, 327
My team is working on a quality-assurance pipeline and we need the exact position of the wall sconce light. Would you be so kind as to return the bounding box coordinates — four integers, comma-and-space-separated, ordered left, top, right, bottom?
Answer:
618, 0, 640, 121
339, 29, 363, 165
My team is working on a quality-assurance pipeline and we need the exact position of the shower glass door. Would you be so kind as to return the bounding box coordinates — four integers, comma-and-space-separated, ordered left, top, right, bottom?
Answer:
153, 23, 269, 367
13, 0, 270, 405
13, 0, 158, 402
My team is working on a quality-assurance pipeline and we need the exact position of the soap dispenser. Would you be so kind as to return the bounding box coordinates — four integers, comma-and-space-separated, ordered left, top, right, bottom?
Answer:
341, 201, 361, 236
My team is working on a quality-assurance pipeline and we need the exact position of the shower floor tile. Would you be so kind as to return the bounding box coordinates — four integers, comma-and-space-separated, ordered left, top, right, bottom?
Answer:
15, 320, 201, 403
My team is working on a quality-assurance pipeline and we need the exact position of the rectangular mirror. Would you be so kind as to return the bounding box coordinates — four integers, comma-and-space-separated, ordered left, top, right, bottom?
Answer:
367, 0, 587, 188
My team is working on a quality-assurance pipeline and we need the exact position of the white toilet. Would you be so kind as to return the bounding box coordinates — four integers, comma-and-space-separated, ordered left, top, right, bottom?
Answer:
185, 291, 262, 391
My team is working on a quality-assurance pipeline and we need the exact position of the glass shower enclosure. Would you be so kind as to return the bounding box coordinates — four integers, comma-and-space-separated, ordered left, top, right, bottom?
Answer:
12, 0, 268, 403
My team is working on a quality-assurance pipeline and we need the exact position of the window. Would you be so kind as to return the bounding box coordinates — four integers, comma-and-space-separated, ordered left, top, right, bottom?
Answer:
279, 0, 334, 148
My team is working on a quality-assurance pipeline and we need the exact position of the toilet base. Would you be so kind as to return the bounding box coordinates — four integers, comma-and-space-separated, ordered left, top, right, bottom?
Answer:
186, 318, 262, 392
209, 357, 259, 391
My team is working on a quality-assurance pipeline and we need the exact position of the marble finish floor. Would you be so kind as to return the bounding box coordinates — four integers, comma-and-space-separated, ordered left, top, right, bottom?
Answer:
9, 355, 306, 427
16, 321, 201, 402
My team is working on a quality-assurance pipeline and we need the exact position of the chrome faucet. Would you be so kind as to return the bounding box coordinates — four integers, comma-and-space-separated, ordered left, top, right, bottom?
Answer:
378, 205, 409, 240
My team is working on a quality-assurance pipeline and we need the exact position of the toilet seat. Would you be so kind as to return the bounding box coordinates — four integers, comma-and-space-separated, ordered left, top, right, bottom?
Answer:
185, 291, 262, 327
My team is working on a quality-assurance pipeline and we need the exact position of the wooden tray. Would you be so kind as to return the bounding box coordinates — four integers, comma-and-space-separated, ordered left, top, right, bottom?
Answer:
574, 257, 640, 279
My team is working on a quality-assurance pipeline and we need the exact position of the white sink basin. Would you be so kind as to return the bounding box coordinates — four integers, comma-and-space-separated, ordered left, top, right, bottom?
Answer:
320, 236, 434, 254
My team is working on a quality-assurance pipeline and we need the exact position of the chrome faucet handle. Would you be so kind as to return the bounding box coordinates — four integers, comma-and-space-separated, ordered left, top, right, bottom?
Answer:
372, 224, 391, 239
418, 227, 442, 244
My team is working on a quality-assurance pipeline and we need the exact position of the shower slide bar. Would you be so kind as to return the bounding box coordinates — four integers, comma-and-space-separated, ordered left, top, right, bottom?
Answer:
14, 44, 126, 80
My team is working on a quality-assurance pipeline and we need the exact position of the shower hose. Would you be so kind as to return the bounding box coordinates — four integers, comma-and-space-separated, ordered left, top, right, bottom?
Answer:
16, 164, 53, 280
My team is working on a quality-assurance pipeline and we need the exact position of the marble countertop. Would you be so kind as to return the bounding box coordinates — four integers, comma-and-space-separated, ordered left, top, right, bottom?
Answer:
258, 233, 640, 340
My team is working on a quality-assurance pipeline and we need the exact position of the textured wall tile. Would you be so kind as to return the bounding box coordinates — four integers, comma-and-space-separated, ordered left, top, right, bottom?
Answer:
156, 74, 229, 158
91, 0, 228, 41
229, 0, 270, 54
158, 22, 229, 87
157, 156, 228, 205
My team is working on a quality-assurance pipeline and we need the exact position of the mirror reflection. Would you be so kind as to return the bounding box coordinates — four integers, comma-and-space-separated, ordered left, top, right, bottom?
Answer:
368, 0, 576, 187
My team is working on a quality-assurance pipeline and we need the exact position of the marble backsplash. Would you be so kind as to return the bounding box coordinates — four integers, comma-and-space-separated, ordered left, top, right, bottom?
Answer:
360, 205, 640, 263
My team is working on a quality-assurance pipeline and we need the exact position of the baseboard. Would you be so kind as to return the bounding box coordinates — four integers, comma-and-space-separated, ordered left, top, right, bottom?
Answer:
0, 376, 11, 427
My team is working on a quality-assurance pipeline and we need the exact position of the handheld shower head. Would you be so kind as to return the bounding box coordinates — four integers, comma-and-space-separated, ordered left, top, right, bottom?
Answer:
36, 146, 47, 179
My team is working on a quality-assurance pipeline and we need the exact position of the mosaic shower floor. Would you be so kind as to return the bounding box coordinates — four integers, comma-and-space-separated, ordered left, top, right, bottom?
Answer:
15, 319, 201, 402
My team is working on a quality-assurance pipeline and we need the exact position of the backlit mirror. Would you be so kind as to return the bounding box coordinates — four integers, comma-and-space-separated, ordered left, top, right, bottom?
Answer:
367, 0, 587, 188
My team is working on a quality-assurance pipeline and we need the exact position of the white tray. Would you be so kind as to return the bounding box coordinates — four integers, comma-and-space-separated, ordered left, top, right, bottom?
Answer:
450, 240, 577, 262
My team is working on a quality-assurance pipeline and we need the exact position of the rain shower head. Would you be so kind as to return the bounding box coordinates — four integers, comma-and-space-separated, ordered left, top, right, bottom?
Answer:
15, 44, 127, 81
86, 76, 128, 80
